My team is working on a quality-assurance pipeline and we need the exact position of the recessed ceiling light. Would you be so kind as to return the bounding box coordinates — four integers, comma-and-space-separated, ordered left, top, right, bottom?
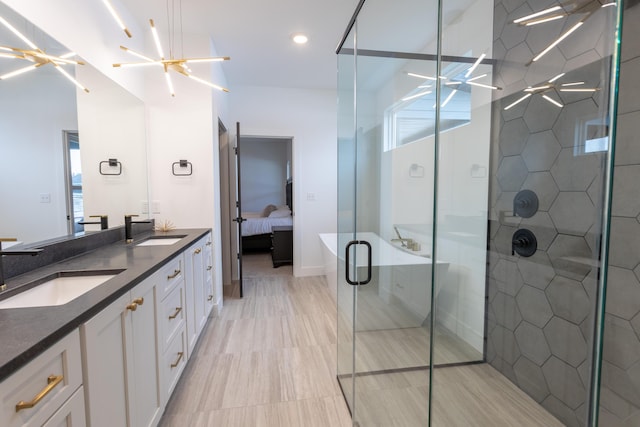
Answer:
292, 34, 308, 45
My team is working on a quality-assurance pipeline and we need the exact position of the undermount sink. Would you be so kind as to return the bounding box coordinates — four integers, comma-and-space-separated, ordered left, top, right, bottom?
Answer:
135, 235, 186, 246
0, 269, 125, 309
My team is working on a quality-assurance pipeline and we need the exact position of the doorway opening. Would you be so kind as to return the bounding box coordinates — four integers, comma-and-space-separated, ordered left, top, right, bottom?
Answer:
63, 131, 83, 234
221, 129, 294, 300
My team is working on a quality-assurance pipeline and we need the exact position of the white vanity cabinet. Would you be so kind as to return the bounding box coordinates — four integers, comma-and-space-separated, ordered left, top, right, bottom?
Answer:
81, 276, 162, 427
184, 232, 214, 357
154, 255, 188, 404
1, 230, 216, 427
0, 330, 84, 427
203, 236, 214, 317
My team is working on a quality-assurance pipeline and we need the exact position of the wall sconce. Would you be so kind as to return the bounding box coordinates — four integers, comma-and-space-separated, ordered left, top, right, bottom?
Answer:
99, 158, 122, 175
172, 160, 193, 176
410, 163, 424, 178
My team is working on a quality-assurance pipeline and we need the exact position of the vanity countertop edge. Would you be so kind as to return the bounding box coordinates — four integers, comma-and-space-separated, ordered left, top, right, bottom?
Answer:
0, 228, 211, 382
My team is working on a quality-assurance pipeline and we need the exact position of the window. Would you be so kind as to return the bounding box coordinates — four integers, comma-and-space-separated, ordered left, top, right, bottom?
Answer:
385, 62, 472, 151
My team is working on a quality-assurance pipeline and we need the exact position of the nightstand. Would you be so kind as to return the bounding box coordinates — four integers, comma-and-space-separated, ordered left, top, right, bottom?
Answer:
271, 225, 293, 267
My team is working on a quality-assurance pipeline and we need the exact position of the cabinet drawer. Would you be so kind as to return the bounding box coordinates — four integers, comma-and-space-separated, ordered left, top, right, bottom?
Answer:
42, 386, 86, 427
0, 330, 83, 427
159, 281, 186, 352
161, 327, 187, 402
157, 254, 184, 299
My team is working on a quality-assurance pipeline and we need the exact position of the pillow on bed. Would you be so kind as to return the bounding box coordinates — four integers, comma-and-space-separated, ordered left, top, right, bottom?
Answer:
268, 209, 291, 218
262, 204, 277, 217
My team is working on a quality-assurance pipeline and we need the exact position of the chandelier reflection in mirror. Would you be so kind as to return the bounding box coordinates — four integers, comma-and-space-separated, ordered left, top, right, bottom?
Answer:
504, 72, 600, 110
406, 52, 501, 109
0, 15, 89, 92
513, 0, 617, 64
386, 54, 500, 150
113, 15, 230, 97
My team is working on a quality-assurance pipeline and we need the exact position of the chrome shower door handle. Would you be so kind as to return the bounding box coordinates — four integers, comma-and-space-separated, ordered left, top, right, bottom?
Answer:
345, 240, 372, 286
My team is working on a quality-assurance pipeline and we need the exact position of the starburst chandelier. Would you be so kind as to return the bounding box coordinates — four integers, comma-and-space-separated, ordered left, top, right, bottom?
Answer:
113, 1, 230, 97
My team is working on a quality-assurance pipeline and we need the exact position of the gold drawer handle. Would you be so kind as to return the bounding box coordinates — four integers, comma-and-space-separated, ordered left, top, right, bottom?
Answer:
207, 295, 213, 301
15, 374, 63, 412
170, 352, 184, 368
132, 297, 144, 306
167, 269, 181, 279
168, 306, 183, 319
126, 302, 138, 311
207, 266, 212, 271
194, 248, 202, 254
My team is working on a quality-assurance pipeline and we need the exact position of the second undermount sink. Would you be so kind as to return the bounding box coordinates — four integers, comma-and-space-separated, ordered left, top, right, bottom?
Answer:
0, 269, 125, 309
135, 235, 186, 246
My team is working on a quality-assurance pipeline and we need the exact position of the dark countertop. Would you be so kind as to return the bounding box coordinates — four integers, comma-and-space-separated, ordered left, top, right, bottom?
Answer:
0, 228, 210, 382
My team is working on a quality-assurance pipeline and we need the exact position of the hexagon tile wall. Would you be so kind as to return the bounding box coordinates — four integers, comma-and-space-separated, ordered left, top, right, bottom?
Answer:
487, 1, 619, 426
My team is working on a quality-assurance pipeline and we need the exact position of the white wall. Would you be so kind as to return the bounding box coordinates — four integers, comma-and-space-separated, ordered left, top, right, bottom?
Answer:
0, 70, 77, 243
230, 86, 337, 277
241, 138, 290, 212
144, 32, 228, 311
76, 65, 148, 229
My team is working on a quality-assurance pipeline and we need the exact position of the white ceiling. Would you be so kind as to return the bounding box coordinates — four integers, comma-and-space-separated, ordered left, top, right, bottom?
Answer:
123, 0, 361, 91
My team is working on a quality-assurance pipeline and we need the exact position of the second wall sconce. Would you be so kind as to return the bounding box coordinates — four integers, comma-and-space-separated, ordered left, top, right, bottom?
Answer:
172, 160, 193, 176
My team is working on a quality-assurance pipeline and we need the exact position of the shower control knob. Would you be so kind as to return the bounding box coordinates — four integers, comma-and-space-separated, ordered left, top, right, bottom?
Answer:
511, 229, 537, 257
513, 190, 539, 218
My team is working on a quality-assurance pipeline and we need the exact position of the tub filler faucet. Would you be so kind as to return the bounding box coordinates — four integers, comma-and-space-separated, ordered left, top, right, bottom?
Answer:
391, 226, 413, 248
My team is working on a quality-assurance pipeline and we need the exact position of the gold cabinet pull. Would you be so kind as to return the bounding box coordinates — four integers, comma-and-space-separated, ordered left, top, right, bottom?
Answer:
15, 374, 63, 412
126, 302, 138, 311
167, 269, 181, 279
170, 352, 184, 368
132, 297, 144, 306
207, 266, 212, 271
207, 295, 213, 301
194, 248, 202, 254
168, 307, 182, 319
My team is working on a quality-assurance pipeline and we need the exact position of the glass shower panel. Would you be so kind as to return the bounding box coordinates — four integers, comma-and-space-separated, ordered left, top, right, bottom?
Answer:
429, 0, 499, 422
346, 0, 441, 425
336, 28, 356, 412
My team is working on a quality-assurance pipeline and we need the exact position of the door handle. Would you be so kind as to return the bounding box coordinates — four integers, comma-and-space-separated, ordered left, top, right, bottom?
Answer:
345, 240, 372, 286
232, 217, 245, 223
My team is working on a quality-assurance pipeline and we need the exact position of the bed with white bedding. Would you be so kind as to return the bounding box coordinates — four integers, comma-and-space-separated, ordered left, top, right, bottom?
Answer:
241, 211, 293, 236
241, 180, 293, 253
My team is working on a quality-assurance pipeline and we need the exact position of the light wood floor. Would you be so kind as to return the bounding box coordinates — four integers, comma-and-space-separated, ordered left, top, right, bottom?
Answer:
160, 253, 562, 427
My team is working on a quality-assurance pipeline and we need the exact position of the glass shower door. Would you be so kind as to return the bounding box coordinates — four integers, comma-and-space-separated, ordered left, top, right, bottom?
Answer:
337, 0, 447, 425
337, 0, 622, 426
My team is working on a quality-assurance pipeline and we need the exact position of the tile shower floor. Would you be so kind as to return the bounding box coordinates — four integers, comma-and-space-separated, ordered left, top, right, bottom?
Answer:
159, 253, 561, 426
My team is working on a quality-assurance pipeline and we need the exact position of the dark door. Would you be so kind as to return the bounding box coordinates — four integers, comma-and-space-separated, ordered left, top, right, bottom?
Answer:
232, 122, 245, 297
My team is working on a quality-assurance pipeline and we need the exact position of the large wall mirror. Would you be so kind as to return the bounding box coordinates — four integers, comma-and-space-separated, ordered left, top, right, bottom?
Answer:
0, 1, 148, 247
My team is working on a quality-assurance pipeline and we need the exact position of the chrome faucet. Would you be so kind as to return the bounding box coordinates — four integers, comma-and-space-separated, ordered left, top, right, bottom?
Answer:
124, 215, 152, 243
79, 215, 109, 230
0, 242, 43, 291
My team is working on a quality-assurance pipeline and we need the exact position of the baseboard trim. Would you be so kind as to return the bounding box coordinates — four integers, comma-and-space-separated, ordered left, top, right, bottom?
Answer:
295, 265, 325, 277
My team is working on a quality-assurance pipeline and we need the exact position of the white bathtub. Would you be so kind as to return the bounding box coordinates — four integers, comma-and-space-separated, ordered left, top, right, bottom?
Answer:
318, 232, 448, 320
